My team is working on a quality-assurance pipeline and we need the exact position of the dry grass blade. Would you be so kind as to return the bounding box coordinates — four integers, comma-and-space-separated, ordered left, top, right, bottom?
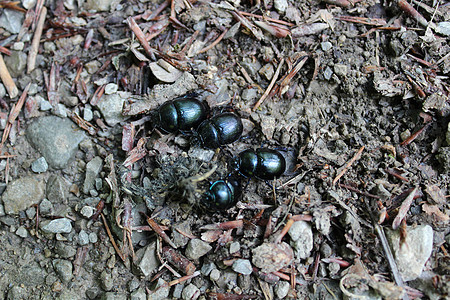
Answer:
332, 146, 365, 185
0, 54, 18, 98
253, 58, 284, 111
27, 6, 47, 73
392, 187, 418, 230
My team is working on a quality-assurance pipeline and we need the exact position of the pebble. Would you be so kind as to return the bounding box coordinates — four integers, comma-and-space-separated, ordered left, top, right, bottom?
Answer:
100, 271, 114, 291
89, 232, 98, 243
323, 66, 333, 80
0, 9, 24, 34
55, 242, 77, 258
80, 205, 94, 218
53, 259, 73, 284
259, 63, 274, 80
436, 22, 450, 36
84, 0, 116, 12
200, 261, 216, 276
46, 175, 69, 204
39, 198, 53, 216
40, 218, 73, 234
97, 92, 131, 126
274, 0, 288, 13
321, 41, 333, 51
83, 106, 94, 122
241, 88, 258, 102
210, 269, 220, 281
182, 284, 200, 300
148, 278, 170, 300
39, 99, 53, 111
2, 176, 45, 215
275, 281, 290, 299
22, 0, 37, 9
31, 157, 48, 173
386, 225, 434, 281
134, 241, 159, 277
16, 226, 28, 238
130, 287, 146, 300
232, 259, 253, 275
334, 64, 348, 77
7, 286, 27, 300
104, 83, 118, 94
185, 239, 212, 260
252, 242, 294, 273
288, 220, 313, 259
436, 147, 450, 172
78, 230, 89, 245
26, 116, 86, 169
229, 241, 240, 254
83, 156, 103, 194
172, 283, 184, 299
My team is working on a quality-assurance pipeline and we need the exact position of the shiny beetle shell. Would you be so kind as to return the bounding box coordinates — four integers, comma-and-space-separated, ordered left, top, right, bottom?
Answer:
157, 97, 207, 133
196, 112, 243, 149
202, 178, 241, 210
233, 148, 286, 180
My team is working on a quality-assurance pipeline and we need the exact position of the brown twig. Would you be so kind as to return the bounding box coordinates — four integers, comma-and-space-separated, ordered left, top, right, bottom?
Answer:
198, 29, 228, 54
386, 168, 409, 182
145, 215, 178, 249
400, 122, 431, 146
239, 11, 295, 27
127, 17, 157, 60
321, 0, 351, 8
101, 213, 126, 262
162, 246, 196, 275
252, 58, 284, 111
392, 187, 418, 230
0, 54, 18, 98
274, 218, 294, 244
397, 0, 429, 27
27, 6, 47, 74
338, 183, 381, 199
332, 146, 365, 185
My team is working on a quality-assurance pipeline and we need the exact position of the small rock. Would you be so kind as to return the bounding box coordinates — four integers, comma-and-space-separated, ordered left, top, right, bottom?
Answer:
83, 107, 93, 122
275, 281, 290, 299
7, 286, 27, 300
241, 88, 258, 102
83, 156, 103, 194
134, 241, 159, 277
185, 239, 212, 260
2, 176, 45, 215
55, 242, 77, 258
101, 292, 127, 300
252, 242, 294, 273
22, 0, 36, 10
39, 198, 53, 216
39, 99, 52, 111
323, 66, 333, 80
0, 9, 24, 34
288, 220, 313, 259
259, 63, 274, 80
173, 284, 185, 299
26, 116, 86, 169
89, 232, 98, 243
215, 269, 238, 290
104, 83, 118, 94
78, 230, 89, 245
130, 287, 146, 300
210, 269, 220, 281
100, 271, 114, 291
232, 259, 252, 275
31, 157, 48, 173
40, 218, 72, 234
80, 205, 94, 218
201, 261, 215, 276
386, 225, 433, 281
16, 226, 28, 238
46, 175, 69, 204
97, 92, 131, 126
229, 241, 240, 254
436, 147, 450, 172
147, 278, 170, 300
321, 41, 333, 51
436, 22, 450, 36
274, 0, 288, 13
334, 64, 348, 77
182, 284, 200, 300
53, 259, 73, 283
84, 0, 116, 12
241, 57, 261, 77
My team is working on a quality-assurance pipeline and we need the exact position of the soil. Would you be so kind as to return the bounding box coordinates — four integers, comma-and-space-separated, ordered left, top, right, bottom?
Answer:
0, 0, 449, 299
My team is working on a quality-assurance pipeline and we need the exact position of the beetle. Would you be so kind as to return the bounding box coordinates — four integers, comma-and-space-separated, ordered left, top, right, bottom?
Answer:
202, 178, 241, 210
156, 95, 207, 134
196, 112, 243, 149
231, 148, 286, 180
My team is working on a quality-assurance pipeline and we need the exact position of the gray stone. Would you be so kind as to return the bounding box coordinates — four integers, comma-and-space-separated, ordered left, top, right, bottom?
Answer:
104, 83, 118, 95
321, 41, 333, 51
78, 230, 89, 245
46, 175, 69, 204
275, 281, 290, 299
436, 22, 450, 36
259, 63, 274, 80
334, 64, 348, 77
26, 116, 86, 169
173, 283, 185, 299
147, 278, 170, 300
436, 147, 450, 172
210, 269, 220, 281
323, 66, 333, 80
39, 198, 53, 216
55, 242, 77, 258
386, 225, 433, 281
101, 292, 127, 300
288, 220, 313, 259
97, 92, 131, 126
201, 261, 216, 276
18, 262, 46, 286
241, 88, 258, 102
83, 156, 103, 194
40, 218, 72, 234
241, 57, 261, 77
7, 286, 27, 300
215, 269, 237, 289
15, 226, 28, 238
89, 232, 98, 243
274, 0, 288, 13
80, 205, 94, 218
3, 51, 27, 78
22, 0, 36, 10
53, 259, 73, 283
0, 9, 24, 34
0, 203, 5, 216
2, 176, 45, 215
134, 241, 159, 276
83, 107, 93, 122
182, 284, 200, 300
185, 239, 212, 260
232, 259, 252, 275
84, 0, 117, 12
230, 241, 240, 254
31, 157, 48, 173
39, 99, 52, 111
100, 271, 114, 291
130, 287, 146, 300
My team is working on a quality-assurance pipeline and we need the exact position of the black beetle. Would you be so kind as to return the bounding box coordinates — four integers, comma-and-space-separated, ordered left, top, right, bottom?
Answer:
231, 148, 286, 180
202, 178, 241, 210
156, 96, 207, 133
196, 112, 243, 149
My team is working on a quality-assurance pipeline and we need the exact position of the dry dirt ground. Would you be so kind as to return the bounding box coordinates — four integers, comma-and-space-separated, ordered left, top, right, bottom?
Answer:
0, 0, 449, 299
